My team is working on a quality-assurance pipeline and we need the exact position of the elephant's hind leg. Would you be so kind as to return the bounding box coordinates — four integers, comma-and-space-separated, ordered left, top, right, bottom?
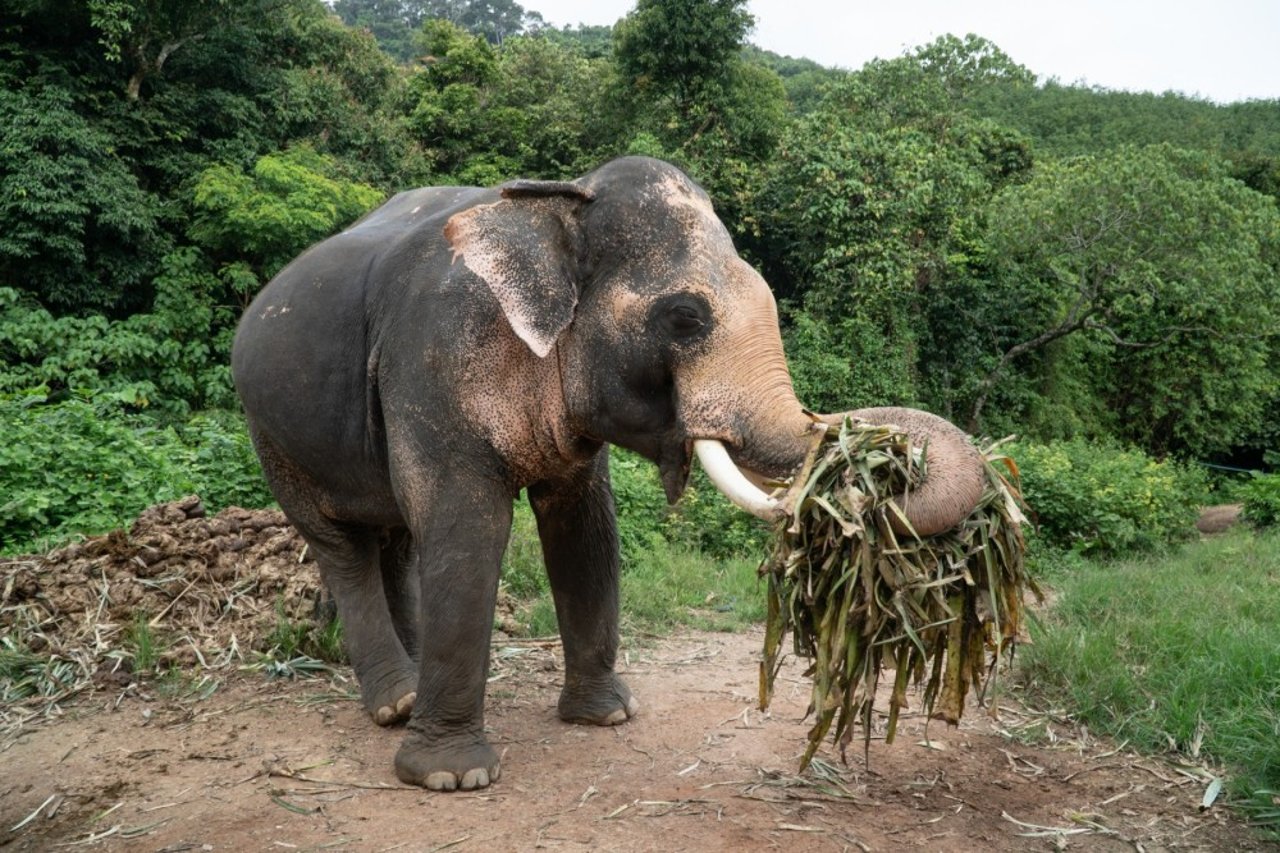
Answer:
380, 527, 421, 663
308, 522, 418, 725
529, 449, 638, 727
249, 430, 417, 725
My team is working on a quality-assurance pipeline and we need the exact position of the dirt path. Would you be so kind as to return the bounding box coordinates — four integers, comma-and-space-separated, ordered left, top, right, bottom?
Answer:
1, 630, 1261, 852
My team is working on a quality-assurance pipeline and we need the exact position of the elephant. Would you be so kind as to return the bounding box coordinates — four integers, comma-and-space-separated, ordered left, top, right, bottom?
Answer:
231, 156, 984, 792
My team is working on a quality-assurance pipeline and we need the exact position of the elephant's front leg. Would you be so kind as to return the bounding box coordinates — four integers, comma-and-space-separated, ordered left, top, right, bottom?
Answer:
529, 450, 639, 726
393, 474, 513, 791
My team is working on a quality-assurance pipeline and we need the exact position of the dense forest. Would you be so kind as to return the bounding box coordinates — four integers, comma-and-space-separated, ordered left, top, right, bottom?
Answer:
3, 0, 1279, 550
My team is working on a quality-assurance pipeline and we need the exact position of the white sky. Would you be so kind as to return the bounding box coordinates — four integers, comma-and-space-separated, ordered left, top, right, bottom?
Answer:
528, 0, 1280, 104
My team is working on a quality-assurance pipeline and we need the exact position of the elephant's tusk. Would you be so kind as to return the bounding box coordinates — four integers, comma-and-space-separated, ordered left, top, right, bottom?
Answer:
693, 440, 784, 522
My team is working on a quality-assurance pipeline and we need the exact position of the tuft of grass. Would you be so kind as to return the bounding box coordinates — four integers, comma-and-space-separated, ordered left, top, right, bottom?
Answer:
1021, 528, 1280, 809
261, 599, 346, 667
124, 614, 161, 673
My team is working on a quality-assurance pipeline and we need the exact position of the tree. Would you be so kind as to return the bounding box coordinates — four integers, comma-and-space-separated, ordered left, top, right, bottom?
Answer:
972, 144, 1280, 456
86, 0, 293, 100
754, 40, 1035, 413
613, 0, 753, 128
189, 145, 383, 303
0, 82, 163, 312
332, 0, 421, 61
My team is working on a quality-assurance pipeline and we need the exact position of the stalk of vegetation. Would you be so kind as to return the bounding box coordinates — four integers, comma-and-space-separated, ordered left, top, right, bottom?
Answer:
759, 418, 1036, 770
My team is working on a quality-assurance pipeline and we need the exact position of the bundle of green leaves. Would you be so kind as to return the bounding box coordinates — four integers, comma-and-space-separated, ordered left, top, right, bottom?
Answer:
759, 418, 1037, 770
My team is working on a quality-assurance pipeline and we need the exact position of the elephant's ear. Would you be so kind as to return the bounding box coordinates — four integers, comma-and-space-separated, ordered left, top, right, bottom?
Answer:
445, 180, 595, 358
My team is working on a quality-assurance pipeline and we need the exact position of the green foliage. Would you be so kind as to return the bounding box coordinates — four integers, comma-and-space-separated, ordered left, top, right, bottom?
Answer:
972, 79, 1280, 163
500, 462, 766, 637
264, 598, 346, 664
613, 0, 753, 123
172, 409, 275, 511
0, 80, 163, 312
0, 396, 271, 554
1008, 438, 1207, 556
333, 0, 421, 61
755, 40, 1037, 417
190, 146, 383, 298
404, 24, 614, 181
500, 497, 547, 599
1021, 529, 1280, 804
609, 449, 768, 561
0, 250, 234, 412
620, 547, 763, 633
0, 395, 191, 552
983, 144, 1274, 458
1241, 473, 1280, 528
782, 310, 917, 414
980, 145, 1280, 456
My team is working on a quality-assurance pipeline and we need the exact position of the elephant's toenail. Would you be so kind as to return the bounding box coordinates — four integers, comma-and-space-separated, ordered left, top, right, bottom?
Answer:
460, 768, 489, 789
426, 771, 457, 791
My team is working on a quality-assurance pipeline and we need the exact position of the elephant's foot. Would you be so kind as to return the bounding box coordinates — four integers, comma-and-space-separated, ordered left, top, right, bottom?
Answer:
395, 728, 500, 791
558, 672, 639, 726
360, 668, 418, 726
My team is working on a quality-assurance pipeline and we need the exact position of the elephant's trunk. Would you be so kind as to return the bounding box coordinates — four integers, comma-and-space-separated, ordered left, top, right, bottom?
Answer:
699, 406, 986, 537
842, 407, 986, 538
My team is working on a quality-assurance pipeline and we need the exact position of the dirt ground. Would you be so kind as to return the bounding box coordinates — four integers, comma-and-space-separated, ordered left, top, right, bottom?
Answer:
1, 500, 1265, 851
2, 628, 1265, 852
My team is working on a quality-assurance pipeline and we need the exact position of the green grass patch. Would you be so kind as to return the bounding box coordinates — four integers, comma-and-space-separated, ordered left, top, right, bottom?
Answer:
619, 535, 764, 634
1020, 529, 1280, 810
500, 500, 765, 638
503, 540, 764, 637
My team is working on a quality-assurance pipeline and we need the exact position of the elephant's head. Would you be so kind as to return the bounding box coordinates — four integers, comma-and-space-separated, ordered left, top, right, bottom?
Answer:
446, 157, 984, 536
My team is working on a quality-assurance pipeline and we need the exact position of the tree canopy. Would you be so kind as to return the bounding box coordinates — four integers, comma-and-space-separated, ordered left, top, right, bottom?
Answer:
0, 3, 1277, 469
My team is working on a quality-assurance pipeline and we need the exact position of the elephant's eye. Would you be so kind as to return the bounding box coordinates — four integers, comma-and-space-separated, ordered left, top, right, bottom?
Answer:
654, 294, 711, 340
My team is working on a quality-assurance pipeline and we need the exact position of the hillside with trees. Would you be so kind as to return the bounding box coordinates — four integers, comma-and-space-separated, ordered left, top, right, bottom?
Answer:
2, 0, 1278, 538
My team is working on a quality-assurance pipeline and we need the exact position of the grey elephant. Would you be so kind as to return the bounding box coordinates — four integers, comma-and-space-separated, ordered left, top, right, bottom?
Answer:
231, 156, 984, 791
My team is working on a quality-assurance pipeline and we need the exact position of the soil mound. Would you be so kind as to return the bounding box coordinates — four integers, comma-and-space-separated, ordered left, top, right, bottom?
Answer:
1195, 503, 1243, 534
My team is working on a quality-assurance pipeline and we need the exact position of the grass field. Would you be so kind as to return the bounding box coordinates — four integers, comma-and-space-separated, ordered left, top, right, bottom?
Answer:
1020, 529, 1280, 826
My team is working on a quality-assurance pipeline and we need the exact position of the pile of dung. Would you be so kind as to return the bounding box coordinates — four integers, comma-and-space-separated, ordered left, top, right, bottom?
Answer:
1, 497, 322, 684
759, 418, 1039, 770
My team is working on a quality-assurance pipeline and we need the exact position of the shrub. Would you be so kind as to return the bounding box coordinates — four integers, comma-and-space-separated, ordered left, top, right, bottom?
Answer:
609, 448, 768, 561
1241, 472, 1280, 528
1008, 437, 1207, 556
0, 250, 236, 415
171, 410, 274, 511
0, 396, 273, 554
0, 394, 192, 552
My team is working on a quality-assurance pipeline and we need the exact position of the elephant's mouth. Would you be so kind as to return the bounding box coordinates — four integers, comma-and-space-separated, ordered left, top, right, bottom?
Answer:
656, 437, 693, 504
656, 432, 804, 522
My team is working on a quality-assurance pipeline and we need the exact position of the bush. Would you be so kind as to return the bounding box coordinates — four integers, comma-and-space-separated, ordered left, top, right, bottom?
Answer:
0, 396, 273, 554
1241, 472, 1280, 528
171, 410, 275, 512
1008, 437, 1207, 556
0, 395, 191, 552
0, 250, 236, 415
